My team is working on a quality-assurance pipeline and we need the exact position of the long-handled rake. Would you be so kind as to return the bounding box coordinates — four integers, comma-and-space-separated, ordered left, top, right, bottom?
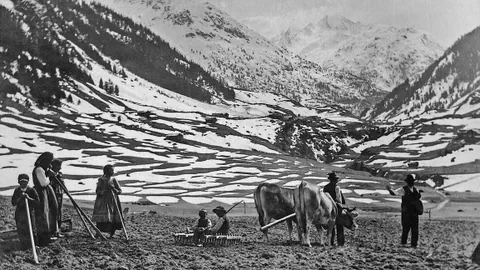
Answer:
55, 177, 106, 240
111, 190, 128, 240
25, 197, 39, 264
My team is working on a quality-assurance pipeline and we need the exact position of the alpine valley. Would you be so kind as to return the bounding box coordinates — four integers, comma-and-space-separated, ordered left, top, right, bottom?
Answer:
1, 0, 480, 269
0, 0, 479, 214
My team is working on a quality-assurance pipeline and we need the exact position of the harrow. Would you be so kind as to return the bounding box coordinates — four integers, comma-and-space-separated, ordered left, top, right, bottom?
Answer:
173, 233, 243, 246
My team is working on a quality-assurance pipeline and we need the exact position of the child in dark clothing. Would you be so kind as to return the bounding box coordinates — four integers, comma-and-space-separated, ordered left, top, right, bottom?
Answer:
189, 209, 212, 246
12, 173, 40, 249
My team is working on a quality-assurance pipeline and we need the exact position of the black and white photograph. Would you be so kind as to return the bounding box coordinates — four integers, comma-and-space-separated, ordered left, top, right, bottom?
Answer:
0, 0, 480, 269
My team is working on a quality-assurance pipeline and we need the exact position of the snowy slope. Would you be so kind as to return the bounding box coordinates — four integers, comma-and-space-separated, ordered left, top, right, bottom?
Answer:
343, 116, 480, 192
272, 15, 444, 92
84, 0, 386, 115
363, 25, 480, 122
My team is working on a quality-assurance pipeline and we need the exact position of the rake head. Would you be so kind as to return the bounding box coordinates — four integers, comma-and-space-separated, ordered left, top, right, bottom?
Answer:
173, 233, 242, 246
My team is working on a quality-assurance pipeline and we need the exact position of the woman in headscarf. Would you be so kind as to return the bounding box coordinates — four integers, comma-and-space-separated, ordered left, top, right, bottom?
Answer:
32, 151, 59, 246
12, 173, 40, 249
92, 165, 123, 238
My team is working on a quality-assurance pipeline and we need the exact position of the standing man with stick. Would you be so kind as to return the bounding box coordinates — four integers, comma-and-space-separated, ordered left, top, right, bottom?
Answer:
11, 174, 40, 253
92, 165, 124, 239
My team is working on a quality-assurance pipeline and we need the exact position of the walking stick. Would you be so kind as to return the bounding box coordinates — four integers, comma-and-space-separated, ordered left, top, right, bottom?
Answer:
55, 178, 106, 240
25, 197, 39, 264
111, 190, 128, 240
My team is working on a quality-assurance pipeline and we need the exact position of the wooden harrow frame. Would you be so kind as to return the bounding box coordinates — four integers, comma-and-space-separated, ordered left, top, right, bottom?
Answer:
173, 233, 242, 246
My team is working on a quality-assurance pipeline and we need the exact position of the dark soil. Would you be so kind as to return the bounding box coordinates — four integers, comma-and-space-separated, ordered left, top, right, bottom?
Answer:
1, 196, 480, 270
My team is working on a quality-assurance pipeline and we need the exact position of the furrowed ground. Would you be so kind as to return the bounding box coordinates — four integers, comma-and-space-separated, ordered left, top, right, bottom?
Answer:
1, 196, 480, 270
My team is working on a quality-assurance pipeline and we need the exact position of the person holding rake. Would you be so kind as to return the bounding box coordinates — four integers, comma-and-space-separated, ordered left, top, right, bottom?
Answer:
12, 173, 40, 250
92, 165, 124, 239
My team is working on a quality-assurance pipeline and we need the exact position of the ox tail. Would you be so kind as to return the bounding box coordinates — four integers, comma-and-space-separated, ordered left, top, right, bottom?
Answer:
254, 184, 265, 227
295, 181, 308, 235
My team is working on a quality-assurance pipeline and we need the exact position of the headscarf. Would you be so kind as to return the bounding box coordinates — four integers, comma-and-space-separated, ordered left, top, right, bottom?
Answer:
34, 152, 54, 170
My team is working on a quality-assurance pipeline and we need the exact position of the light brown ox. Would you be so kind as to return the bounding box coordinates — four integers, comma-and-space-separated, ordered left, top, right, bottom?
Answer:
294, 180, 358, 247
254, 183, 299, 242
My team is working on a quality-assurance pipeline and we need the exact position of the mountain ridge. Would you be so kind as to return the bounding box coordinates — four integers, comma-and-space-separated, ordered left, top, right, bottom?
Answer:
86, 0, 387, 115
272, 15, 444, 93
362, 25, 480, 122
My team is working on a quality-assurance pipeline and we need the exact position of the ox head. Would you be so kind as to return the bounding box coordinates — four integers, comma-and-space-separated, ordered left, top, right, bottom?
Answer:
338, 207, 359, 230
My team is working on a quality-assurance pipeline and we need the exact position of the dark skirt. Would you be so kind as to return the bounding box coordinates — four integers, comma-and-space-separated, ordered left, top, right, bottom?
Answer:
92, 191, 122, 233
35, 185, 58, 246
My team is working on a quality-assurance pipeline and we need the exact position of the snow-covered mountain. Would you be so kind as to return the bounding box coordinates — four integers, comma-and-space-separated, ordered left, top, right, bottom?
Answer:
82, 0, 386, 115
0, 0, 476, 207
272, 15, 444, 93
0, 0, 408, 207
0, 0, 370, 165
342, 26, 480, 193
363, 25, 480, 122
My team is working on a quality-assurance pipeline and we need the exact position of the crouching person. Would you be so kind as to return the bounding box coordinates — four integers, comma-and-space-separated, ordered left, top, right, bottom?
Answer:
12, 174, 40, 250
211, 206, 230, 235
190, 209, 212, 247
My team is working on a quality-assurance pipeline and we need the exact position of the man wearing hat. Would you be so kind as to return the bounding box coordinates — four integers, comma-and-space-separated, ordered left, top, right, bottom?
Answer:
11, 174, 40, 249
323, 171, 346, 246
387, 174, 422, 248
210, 206, 230, 234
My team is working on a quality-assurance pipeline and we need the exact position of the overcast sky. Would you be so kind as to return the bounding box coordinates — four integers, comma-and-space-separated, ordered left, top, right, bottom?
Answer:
208, 0, 480, 47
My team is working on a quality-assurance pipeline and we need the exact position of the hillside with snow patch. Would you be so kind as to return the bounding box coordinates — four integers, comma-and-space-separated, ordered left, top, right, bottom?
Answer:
0, 0, 476, 208
84, 0, 386, 115
363, 25, 480, 122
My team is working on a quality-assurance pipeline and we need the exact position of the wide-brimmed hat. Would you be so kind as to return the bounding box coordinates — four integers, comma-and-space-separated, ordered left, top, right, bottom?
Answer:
198, 209, 207, 214
328, 172, 339, 181
405, 174, 416, 183
213, 206, 226, 214
17, 173, 29, 183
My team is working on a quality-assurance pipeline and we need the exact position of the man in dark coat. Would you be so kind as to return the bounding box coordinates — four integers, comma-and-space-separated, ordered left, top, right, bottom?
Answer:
323, 172, 346, 246
387, 174, 422, 248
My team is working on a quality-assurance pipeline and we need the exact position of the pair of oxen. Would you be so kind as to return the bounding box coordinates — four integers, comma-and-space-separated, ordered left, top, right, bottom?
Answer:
254, 182, 358, 247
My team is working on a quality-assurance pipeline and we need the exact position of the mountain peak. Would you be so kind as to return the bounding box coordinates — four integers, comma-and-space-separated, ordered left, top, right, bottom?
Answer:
317, 15, 357, 31
272, 16, 444, 93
